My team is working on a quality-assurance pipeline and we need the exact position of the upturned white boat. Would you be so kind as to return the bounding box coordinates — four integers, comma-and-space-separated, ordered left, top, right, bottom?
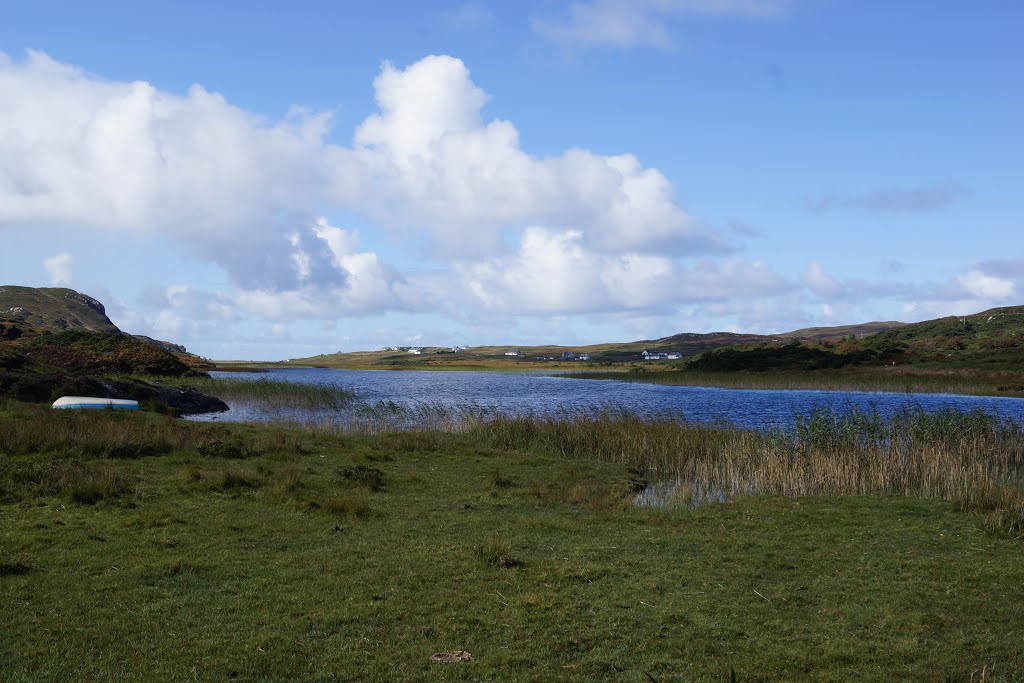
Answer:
52, 396, 140, 411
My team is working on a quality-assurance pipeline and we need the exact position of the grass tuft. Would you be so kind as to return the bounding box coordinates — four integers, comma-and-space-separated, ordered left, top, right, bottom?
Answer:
320, 493, 372, 518
488, 467, 514, 489
474, 533, 521, 568
336, 464, 386, 492
213, 468, 262, 491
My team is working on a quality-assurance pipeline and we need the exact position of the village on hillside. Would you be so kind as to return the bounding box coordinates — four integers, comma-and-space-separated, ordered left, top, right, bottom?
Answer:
374, 345, 685, 363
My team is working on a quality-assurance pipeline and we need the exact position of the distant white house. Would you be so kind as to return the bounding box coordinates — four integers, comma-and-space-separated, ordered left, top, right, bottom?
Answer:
452, 346, 467, 354
667, 352, 683, 360
408, 347, 423, 355
641, 349, 670, 360
505, 349, 522, 357
577, 353, 592, 361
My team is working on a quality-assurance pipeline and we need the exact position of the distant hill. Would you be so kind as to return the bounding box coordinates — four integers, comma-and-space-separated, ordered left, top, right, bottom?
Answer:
289, 305, 1024, 371
290, 325, 917, 367
865, 305, 1024, 343
777, 321, 906, 342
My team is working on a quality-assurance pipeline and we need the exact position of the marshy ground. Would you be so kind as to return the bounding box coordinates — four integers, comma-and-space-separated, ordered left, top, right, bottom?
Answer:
2, 398, 1024, 681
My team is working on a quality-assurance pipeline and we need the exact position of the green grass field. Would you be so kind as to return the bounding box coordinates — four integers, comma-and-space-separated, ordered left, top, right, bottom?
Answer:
3, 402, 1024, 681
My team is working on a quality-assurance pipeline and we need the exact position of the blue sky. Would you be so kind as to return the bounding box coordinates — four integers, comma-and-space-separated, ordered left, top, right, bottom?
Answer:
1, 1, 1021, 360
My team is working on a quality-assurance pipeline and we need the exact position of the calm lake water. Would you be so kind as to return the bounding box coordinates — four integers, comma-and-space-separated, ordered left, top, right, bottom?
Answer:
188, 368, 1024, 430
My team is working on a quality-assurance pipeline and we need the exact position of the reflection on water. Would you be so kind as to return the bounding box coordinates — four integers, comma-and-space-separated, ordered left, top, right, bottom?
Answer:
188, 367, 1024, 431
635, 480, 729, 509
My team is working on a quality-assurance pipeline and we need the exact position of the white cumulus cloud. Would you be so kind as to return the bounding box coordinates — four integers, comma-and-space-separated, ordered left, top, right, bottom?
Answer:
42, 251, 73, 285
344, 55, 723, 258
802, 261, 845, 298
0, 49, 334, 290
1, 49, 726, 315
461, 227, 785, 315
957, 270, 1015, 299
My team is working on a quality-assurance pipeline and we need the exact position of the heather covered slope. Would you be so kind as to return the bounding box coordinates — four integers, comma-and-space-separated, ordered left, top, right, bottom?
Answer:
777, 320, 907, 342
0, 330, 225, 414
682, 306, 1024, 373
862, 306, 1024, 368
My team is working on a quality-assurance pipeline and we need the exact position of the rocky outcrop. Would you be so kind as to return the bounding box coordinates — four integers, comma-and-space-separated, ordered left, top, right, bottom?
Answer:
154, 385, 229, 415
0, 286, 121, 334
133, 335, 188, 354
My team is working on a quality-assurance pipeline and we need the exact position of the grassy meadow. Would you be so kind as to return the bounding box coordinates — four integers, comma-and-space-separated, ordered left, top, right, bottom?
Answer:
3, 398, 1024, 680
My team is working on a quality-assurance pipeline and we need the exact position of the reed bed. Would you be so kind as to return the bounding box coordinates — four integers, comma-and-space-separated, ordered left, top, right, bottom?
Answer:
169, 376, 357, 411
274, 395, 1024, 535
260, 399, 496, 435
462, 406, 1024, 536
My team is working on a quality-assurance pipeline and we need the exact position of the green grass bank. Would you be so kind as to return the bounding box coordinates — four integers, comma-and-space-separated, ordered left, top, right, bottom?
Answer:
2, 402, 1024, 681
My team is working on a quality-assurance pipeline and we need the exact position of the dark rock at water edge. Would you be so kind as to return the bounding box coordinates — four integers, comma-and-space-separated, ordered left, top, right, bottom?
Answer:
148, 383, 229, 415
91, 377, 228, 416
0, 371, 227, 415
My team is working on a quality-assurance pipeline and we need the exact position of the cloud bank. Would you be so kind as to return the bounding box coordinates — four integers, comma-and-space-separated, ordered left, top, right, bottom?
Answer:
0, 49, 748, 323
2, 49, 1013, 354
43, 252, 74, 286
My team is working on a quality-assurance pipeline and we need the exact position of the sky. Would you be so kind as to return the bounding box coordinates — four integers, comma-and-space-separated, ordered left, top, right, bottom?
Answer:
1, 1, 1021, 360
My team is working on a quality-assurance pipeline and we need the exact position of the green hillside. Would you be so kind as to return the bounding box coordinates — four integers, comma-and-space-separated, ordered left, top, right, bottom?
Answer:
0, 285, 120, 335
778, 321, 906, 342
862, 306, 1024, 368
679, 306, 1024, 372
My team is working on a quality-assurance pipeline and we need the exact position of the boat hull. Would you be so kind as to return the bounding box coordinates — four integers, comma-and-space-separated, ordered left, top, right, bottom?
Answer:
52, 396, 140, 411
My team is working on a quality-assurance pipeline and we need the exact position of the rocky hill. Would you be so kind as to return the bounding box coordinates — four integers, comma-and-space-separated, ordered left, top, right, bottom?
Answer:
0, 286, 120, 335
0, 286, 223, 414
0, 284, 211, 369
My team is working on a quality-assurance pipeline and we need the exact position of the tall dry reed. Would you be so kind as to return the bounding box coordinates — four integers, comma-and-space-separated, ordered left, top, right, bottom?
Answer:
464, 406, 1024, 536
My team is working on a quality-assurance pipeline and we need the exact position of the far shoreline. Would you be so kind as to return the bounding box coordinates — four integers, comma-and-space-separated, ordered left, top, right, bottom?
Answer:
208, 360, 1024, 401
